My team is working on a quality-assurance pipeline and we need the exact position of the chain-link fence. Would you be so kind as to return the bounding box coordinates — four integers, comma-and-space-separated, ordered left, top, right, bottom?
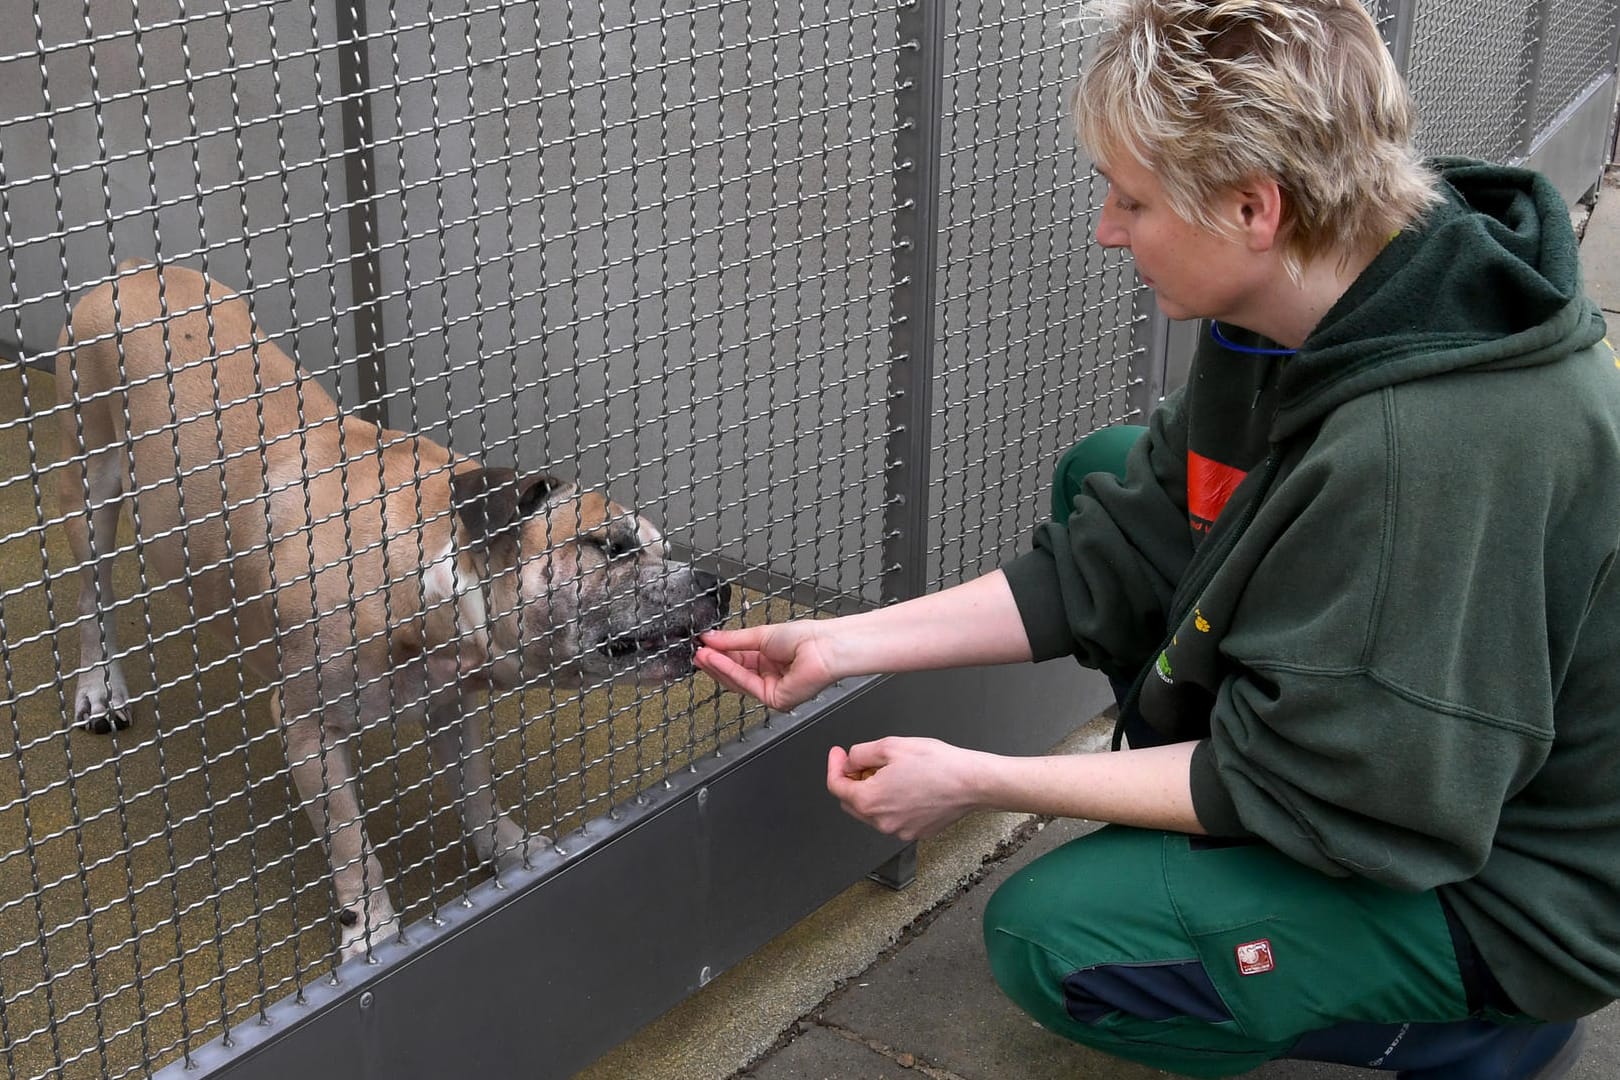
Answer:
1, 0, 1615, 1077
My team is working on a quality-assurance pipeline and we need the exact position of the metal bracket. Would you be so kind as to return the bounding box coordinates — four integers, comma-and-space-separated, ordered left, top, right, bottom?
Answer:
867, 842, 918, 891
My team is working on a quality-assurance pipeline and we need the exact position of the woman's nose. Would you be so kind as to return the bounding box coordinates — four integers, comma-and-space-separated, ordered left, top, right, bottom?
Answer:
1095, 202, 1128, 249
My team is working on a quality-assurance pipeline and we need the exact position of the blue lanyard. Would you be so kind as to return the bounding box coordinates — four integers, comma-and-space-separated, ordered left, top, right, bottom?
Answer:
1209, 320, 1297, 356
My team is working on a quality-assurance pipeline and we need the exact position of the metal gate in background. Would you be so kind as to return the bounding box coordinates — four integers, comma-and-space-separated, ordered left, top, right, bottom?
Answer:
0, 1, 1615, 1078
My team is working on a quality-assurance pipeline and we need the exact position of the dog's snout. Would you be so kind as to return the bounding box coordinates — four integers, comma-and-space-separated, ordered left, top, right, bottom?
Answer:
694, 569, 731, 613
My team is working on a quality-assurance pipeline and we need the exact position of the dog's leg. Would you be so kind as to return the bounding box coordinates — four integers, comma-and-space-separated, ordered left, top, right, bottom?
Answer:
428, 699, 547, 872
279, 699, 399, 961
57, 385, 134, 733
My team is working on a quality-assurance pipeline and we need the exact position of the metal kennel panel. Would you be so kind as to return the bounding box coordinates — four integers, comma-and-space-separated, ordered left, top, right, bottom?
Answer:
923, 6, 1142, 591
0, 0, 377, 408
0, 3, 395, 1076
1404, 0, 1536, 164
1397, 0, 1620, 203
1533, 0, 1620, 133
360, 0, 898, 608
1, 0, 895, 1077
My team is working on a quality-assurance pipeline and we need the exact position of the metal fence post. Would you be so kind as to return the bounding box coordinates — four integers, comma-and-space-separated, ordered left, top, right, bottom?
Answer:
875, 0, 951, 892
1518, 0, 1556, 161
334, 0, 388, 425
1381, 0, 1418, 78
884, 0, 948, 607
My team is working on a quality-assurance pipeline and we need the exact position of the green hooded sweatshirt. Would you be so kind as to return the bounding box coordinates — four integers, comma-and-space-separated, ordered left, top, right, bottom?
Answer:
1003, 159, 1620, 1021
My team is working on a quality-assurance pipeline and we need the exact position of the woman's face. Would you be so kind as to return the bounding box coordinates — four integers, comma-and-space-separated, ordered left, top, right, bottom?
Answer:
1093, 154, 1266, 324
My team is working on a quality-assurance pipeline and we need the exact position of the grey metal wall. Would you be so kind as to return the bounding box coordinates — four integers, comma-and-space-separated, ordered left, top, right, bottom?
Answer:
0, 0, 1616, 1078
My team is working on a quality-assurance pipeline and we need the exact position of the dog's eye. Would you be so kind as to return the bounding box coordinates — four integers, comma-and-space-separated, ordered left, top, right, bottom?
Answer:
584, 536, 634, 560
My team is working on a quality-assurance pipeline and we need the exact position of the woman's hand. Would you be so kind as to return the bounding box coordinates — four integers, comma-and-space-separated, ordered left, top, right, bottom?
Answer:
825, 738, 990, 842
695, 621, 841, 712
696, 572, 1034, 713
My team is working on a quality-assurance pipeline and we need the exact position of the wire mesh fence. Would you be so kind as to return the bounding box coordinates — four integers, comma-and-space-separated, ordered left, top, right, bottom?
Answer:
0, 0, 1615, 1077
3, 0, 895, 1074
925, 0, 1138, 592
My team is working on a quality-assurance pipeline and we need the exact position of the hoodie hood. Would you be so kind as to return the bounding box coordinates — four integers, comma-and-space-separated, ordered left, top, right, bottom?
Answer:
1271, 158, 1607, 441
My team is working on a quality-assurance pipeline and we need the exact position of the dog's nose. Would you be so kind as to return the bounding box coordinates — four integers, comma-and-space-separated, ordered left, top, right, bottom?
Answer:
694, 569, 731, 613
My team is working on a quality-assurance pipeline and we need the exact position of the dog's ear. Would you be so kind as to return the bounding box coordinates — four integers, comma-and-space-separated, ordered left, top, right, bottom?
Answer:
451, 468, 569, 545
451, 467, 522, 544
515, 473, 568, 519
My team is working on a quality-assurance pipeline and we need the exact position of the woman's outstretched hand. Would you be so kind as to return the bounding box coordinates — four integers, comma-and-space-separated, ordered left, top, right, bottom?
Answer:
695, 572, 1033, 712
695, 620, 840, 712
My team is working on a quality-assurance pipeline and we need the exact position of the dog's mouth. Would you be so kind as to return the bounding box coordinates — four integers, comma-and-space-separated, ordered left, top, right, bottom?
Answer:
600, 627, 695, 661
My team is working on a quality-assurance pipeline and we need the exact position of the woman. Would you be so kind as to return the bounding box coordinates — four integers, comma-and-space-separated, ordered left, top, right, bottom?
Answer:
696, 1, 1620, 1075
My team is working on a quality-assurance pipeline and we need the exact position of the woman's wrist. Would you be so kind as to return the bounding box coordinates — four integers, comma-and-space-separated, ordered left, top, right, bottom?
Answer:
816, 610, 896, 681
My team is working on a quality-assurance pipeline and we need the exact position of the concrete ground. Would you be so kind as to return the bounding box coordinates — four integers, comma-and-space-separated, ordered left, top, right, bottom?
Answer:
573, 165, 1620, 1080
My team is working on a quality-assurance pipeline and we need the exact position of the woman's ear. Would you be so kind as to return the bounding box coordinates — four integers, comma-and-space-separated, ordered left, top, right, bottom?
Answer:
1233, 175, 1285, 252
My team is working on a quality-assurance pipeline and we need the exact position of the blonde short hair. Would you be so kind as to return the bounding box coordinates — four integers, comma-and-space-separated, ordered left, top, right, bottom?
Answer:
1075, 0, 1440, 277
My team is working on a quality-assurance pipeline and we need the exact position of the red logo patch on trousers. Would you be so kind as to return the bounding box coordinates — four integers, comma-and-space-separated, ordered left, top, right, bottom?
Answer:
1235, 939, 1275, 976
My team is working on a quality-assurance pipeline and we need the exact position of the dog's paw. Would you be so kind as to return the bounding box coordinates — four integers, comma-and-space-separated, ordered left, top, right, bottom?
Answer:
467, 813, 550, 872
337, 897, 401, 963
73, 676, 133, 734
491, 828, 555, 875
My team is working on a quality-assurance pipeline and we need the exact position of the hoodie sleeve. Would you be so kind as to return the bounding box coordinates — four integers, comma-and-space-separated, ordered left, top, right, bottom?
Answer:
1188, 391, 1564, 889
1002, 389, 1197, 674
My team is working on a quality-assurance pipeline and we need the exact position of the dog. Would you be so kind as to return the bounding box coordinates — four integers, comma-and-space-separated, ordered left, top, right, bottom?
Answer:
55, 262, 730, 960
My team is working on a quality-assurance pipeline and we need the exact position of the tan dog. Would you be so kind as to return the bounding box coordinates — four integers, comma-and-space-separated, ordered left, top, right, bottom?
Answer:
56, 262, 730, 959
